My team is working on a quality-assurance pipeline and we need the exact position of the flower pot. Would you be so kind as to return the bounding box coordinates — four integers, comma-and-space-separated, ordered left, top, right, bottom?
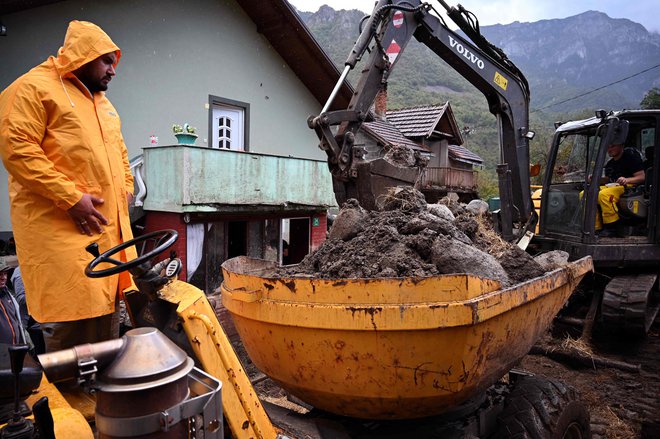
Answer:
174, 133, 198, 145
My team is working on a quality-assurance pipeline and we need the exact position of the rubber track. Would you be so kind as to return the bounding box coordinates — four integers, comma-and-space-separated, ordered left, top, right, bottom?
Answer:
601, 274, 657, 336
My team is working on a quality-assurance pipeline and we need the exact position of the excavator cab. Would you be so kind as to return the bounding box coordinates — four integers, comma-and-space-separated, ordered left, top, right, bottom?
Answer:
535, 110, 660, 336
539, 111, 657, 244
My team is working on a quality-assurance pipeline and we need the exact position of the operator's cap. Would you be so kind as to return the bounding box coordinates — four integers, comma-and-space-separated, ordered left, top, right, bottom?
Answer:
0, 256, 18, 272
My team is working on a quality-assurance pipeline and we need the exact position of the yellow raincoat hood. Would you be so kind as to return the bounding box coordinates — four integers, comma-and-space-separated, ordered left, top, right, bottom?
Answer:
0, 21, 136, 323
54, 20, 121, 75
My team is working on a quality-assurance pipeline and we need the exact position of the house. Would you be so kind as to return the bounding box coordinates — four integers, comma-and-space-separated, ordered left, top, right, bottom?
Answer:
359, 88, 483, 202
387, 103, 483, 202
0, 0, 353, 293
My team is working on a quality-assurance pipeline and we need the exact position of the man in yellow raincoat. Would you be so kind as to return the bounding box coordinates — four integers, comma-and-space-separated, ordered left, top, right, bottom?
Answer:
0, 21, 136, 352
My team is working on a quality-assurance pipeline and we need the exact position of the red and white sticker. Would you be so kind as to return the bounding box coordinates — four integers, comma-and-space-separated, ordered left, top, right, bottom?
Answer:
386, 40, 401, 64
392, 11, 404, 28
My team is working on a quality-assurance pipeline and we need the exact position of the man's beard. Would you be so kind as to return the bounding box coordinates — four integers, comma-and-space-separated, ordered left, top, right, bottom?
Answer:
88, 79, 109, 93
76, 70, 110, 93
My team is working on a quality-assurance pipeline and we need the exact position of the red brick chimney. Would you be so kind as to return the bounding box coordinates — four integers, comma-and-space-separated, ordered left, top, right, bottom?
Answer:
374, 83, 388, 121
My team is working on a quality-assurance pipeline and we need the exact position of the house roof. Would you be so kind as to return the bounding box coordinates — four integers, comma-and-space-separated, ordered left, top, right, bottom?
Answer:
237, 0, 353, 110
362, 119, 430, 153
0, 0, 62, 14
387, 102, 464, 145
448, 144, 483, 166
0, 0, 354, 111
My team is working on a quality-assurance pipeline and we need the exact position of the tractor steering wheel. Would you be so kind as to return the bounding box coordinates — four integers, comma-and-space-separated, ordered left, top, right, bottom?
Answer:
85, 229, 178, 278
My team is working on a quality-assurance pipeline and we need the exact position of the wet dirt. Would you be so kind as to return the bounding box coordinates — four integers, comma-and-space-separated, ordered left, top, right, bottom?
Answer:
278, 188, 544, 286
383, 144, 429, 168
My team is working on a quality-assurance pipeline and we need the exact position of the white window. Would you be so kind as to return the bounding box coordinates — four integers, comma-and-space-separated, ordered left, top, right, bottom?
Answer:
211, 105, 244, 151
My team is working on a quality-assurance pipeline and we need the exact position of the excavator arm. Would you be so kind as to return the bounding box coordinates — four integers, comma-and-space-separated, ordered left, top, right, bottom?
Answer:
308, 0, 535, 240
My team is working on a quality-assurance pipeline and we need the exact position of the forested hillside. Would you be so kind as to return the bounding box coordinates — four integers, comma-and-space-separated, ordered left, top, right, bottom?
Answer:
297, 5, 660, 197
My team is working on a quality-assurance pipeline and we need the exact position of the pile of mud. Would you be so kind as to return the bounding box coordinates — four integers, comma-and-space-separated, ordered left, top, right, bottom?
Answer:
280, 187, 556, 286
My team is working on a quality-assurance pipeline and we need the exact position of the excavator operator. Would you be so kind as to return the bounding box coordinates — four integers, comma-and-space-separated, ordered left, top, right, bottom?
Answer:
597, 143, 645, 236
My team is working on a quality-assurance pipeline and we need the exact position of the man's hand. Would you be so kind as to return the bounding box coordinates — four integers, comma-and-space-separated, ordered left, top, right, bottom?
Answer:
67, 194, 109, 235
616, 169, 645, 186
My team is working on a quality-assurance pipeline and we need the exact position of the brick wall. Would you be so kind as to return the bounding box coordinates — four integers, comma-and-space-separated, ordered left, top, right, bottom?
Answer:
374, 84, 388, 121
310, 213, 327, 251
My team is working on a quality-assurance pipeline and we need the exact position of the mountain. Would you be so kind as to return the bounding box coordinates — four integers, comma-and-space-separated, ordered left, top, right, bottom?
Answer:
480, 11, 660, 111
299, 6, 660, 113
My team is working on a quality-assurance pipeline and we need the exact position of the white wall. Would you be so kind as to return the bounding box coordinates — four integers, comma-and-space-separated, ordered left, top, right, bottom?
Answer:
0, 0, 327, 232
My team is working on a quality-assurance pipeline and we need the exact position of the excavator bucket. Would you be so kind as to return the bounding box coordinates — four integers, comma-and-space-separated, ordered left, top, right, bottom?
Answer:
332, 157, 422, 210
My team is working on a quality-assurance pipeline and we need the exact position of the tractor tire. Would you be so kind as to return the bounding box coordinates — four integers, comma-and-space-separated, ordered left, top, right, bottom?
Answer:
493, 375, 590, 439
601, 274, 658, 337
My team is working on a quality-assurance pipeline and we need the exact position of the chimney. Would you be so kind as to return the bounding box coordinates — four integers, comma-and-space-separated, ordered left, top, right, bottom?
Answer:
374, 83, 388, 121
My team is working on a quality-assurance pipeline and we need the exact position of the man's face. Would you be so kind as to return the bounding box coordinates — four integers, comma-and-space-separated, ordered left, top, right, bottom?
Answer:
74, 52, 117, 93
0, 271, 7, 289
608, 143, 624, 159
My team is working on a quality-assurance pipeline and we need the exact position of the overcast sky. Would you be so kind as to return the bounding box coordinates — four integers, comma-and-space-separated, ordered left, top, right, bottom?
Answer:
288, 0, 660, 34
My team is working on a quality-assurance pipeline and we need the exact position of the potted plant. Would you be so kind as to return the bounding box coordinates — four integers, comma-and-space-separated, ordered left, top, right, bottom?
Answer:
172, 123, 198, 145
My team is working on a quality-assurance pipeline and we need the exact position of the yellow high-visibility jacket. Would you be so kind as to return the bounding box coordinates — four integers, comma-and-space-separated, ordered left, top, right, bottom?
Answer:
0, 21, 136, 323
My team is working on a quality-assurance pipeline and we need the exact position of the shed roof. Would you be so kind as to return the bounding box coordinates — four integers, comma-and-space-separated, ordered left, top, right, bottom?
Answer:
448, 144, 483, 165
387, 102, 464, 144
362, 119, 430, 153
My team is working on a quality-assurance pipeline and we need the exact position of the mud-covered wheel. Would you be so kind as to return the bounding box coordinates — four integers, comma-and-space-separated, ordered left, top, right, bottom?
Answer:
601, 274, 659, 337
494, 375, 590, 439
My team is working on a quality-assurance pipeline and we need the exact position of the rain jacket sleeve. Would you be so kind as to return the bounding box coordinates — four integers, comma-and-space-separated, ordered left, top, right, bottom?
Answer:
0, 82, 83, 210
120, 133, 134, 195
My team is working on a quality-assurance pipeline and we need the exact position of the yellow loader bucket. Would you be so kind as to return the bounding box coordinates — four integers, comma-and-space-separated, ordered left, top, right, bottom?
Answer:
221, 256, 592, 420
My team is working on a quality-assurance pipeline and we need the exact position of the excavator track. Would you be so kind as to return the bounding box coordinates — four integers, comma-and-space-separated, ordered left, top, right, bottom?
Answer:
601, 274, 659, 337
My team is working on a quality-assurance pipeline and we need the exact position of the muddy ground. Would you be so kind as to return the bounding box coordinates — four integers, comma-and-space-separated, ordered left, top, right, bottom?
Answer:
518, 318, 660, 439
226, 190, 658, 438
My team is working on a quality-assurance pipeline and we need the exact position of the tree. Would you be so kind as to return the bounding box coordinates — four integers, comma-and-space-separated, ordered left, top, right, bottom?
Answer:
640, 87, 660, 109
477, 170, 499, 200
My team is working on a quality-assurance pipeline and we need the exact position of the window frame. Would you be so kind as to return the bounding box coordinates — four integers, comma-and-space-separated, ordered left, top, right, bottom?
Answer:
208, 95, 250, 151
